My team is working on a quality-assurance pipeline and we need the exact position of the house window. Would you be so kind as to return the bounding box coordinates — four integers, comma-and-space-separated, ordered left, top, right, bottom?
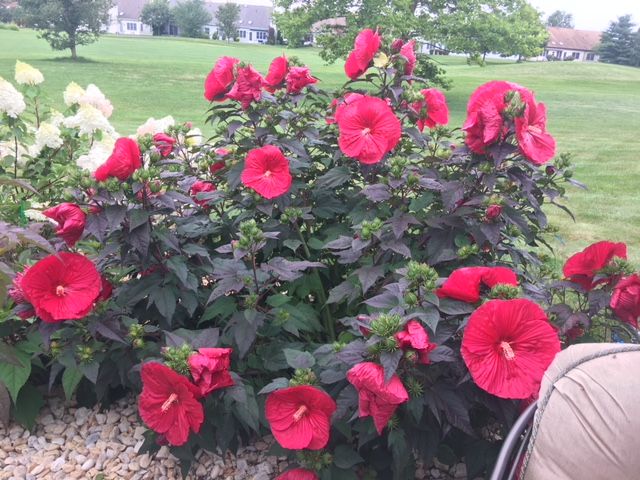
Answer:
256, 31, 267, 41
126, 22, 137, 31
586, 53, 595, 61
204, 27, 210, 34
237, 29, 246, 38
572, 52, 580, 59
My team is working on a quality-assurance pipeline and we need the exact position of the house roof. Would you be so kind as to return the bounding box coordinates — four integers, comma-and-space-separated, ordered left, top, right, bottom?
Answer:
546, 27, 602, 52
204, 2, 272, 31
311, 17, 347, 33
113, 0, 148, 20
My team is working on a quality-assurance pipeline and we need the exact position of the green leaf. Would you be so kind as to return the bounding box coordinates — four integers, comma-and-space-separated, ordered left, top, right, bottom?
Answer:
13, 384, 44, 429
150, 286, 177, 321
62, 367, 84, 401
199, 296, 236, 325
333, 444, 364, 469
283, 349, 315, 369
0, 348, 30, 403
128, 209, 150, 230
283, 239, 302, 252
266, 294, 292, 308
166, 256, 189, 286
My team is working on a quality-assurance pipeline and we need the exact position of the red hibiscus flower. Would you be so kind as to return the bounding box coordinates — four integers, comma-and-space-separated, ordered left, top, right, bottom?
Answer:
153, 133, 176, 158
346, 362, 409, 434
188, 348, 234, 397
190, 180, 216, 207
138, 362, 204, 446
515, 101, 556, 165
210, 161, 225, 174
8, 268, 36, 319
98, 276, 113, 302
286, 66, 317, 94
336, 95, 401, 164
43, 202, 86, 247
461, 299, 560, 399
20, 252, 102, 323
563, 241, 627, 290
436, 266, 518, 303
610, 275, 640, 328
276, 469, 319, 480
204, 56, 240, 101
399, 40, 417, 75
241, 145, 292, 199
485, 204, 502, 221
395, 320, 436, 364
265, 385, 336, 450
94, 137, 142, 182
463, 81, 516, 154
226, 64, 264, 110
411, 88, 449, 131
264, 55, 288, 92
344, 29, 381, 80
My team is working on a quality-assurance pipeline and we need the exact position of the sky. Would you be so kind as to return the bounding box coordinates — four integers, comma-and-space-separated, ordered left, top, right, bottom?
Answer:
242, 0, 640, 32
529, 0, 640, 31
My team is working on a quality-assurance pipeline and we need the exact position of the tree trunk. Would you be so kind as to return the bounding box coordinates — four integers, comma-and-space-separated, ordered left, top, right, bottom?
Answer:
482, 51, 487, 62
70, 43, 77, 60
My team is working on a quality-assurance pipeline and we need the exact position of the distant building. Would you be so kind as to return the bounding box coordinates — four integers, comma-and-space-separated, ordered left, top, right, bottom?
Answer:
104, 1, 273, 43
107, 0, 153, 36
544, 27, 602, 62
310, 17, 347, 45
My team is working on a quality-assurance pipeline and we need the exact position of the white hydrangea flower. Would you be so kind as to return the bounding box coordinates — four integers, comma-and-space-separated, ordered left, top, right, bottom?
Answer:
136, 115, 176, 137
81, 84, 113, 118
24, 209, 49, 222
49, 110, 65, 127
0, 76, 26, 118
63, 82, 86, 106
14, 60, 44, 86
186, 127, 203, 147
30, 122, 63, 157
76, 135, 116, 173
64, 104, 115, 136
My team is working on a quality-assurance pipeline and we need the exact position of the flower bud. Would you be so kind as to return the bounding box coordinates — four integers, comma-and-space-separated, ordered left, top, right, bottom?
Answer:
391, 38, 404, 52
485, 204, 502, 221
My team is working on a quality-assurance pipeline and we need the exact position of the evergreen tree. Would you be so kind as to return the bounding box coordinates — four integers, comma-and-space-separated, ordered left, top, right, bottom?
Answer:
599, 15, 637, 66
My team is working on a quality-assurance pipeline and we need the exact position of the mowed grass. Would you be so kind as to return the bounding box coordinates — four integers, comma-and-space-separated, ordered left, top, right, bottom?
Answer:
1, 29, 640, 261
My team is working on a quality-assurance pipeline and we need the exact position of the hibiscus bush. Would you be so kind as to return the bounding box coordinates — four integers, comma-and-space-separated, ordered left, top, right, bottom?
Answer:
2, 29, 639, 479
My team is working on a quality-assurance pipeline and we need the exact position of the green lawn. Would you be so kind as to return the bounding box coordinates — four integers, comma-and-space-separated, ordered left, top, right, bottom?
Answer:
1, 29, 640, 262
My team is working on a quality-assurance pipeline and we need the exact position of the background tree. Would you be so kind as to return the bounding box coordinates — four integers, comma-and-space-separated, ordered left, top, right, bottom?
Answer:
172, 0, 211, 38
141, 0, 172, 36
215, 2, 240, 42
502, 2, 549, 60
598, 15, 638, 66
17, 0, 112, 60
0, 0, 16, 23
546, 10, 574, 28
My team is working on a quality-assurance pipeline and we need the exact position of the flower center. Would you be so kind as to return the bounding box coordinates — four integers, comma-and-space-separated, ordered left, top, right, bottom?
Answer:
264, 170, 272, 177
55, 285, 66, 297
500, 341, 516, 361
161, 393, 179, 412
293, 405, 308, 422
361, 127, 371, 136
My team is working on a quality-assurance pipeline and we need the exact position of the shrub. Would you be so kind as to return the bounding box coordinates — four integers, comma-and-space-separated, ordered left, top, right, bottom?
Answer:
1, 31, 638, 479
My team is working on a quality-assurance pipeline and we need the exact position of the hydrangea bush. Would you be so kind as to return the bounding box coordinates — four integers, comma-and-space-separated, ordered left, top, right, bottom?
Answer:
1, 29, 639, 479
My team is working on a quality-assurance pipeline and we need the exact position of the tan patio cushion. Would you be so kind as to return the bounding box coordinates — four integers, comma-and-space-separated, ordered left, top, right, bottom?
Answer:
521, 343, 640, 480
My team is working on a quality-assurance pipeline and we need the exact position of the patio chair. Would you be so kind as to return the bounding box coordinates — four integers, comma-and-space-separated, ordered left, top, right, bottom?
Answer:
490, 343, 640, 480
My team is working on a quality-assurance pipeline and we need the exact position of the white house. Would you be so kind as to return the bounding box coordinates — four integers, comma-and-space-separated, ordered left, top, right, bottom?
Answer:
544, 27, 602, 62
106, 0, 153, 36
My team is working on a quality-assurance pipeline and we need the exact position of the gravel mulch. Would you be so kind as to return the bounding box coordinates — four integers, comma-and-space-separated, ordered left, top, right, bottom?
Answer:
0, 397, 465, 479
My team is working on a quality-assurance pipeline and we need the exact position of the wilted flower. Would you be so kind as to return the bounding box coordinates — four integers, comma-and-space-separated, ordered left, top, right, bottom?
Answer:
264, 55, 288, 92
204, 56, 240, 101
436, 266, 518, 303
14, 60, 44, 86
226, 64, 264, 110
94, 137, 142, 181
395, 320, 436, 364
399, 40, 417, 75
0, 76, 26, 118
610, 274, 640, 328
152, 133, 175, 157
43, 203, 86, 247
411, 88, 449, 131
563, 241, 627, 290
286, 66, 317, 94
486, 204, 502, 220
190, 180, 216, 207
76, 136, 117, 173
188, 348, 234, 397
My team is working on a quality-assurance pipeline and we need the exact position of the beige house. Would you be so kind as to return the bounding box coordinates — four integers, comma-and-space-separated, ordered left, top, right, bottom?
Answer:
544, 27, 602, 62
